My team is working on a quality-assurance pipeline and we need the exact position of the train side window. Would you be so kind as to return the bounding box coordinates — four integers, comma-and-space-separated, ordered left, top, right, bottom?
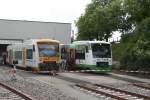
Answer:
26, 49, 33, 59
15, 51, 18, 59
75, 45, 85, 59
75, 50, 85, 59
9, 50, 13, 59
33, 45, 35, 52
18, 51, 22, 60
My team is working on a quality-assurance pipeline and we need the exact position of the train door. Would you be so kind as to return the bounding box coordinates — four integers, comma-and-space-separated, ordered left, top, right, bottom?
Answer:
22, 48, 26, 67
68, 49, 75, 70
8, 50, 13, 65
26, 45, 34, 67
85, 45, 92, 65
59, 45, 68, 71
0, 44, 9, 65
60, 46, 66, 71
75, 45, 86, 65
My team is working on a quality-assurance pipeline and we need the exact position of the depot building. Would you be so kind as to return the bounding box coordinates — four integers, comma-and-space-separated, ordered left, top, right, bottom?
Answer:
0, 19, 71, 60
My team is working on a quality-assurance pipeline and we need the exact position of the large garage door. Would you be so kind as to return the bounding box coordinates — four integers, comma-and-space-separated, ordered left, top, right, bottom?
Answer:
0, 39, 23, 64
0, 44, 8, 56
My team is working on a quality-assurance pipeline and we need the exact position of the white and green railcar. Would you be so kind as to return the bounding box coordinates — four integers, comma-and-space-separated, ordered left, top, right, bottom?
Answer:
70, 41, 112, 71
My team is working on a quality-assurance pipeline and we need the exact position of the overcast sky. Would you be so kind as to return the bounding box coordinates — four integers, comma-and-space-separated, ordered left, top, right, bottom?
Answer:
0, 0, 120, 41
0, 0, 91, 32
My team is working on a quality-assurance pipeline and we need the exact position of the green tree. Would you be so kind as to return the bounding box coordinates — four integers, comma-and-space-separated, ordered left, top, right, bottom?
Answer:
124, 0, 150, 27
76, 0, 125, 41
76, 14, 96, 40
120, 17, 150, 70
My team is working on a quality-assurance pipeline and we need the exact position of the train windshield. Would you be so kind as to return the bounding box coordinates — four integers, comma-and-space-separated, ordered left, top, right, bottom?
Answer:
38, 43, 59, 57
91, 43, 111, 58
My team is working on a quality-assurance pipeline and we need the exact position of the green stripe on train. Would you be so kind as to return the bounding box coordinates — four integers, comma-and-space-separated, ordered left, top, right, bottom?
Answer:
76, 64, 111, 72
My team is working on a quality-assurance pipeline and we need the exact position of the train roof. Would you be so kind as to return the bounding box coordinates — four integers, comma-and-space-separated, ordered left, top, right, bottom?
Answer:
7, 39, 60, 47
35, 39, 60, 43
23, 39, 60, 44
70, 41, 110, 48
72, 41, 110, 45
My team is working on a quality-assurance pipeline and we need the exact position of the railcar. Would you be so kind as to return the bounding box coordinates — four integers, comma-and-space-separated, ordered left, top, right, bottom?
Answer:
70, 41, 112, 71
59, 44, 69, 70
59, 44, 76, 71
6, 39, 60, 72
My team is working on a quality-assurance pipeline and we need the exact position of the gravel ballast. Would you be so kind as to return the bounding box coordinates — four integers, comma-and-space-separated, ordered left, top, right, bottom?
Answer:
0, 67, 77, 100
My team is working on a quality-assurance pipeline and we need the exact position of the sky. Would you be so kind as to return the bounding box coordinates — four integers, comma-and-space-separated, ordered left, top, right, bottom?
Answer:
0, 0, 91, 32
0, 0, 120, 41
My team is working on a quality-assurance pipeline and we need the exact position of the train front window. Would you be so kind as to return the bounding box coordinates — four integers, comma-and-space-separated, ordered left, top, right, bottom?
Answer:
91, 43, 111, 58
38, 43, 59, 57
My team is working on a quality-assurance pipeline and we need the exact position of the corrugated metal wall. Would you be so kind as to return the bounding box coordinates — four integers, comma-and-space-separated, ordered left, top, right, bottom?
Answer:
0, 19, 71, 44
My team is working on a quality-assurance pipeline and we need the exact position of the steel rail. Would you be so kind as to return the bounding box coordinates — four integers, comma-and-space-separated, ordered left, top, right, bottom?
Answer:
95, 84, 150, 100
0, 82, 35, 100
76, 84, 127, 100
132, 83, 150, 90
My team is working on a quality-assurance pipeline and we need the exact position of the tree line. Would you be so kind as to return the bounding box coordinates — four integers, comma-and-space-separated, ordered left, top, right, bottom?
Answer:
76, 0, 150, 70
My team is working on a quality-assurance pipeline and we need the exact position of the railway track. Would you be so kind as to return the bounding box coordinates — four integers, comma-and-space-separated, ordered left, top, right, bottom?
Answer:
55, 73, 150, 100
1, 66, 150, 100
0, 82, 34, 100
132, 83, 150, 90
76, 83, 150, 100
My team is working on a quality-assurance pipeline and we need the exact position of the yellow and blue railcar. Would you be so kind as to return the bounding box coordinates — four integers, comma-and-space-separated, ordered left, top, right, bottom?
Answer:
7, 39, 60, 72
